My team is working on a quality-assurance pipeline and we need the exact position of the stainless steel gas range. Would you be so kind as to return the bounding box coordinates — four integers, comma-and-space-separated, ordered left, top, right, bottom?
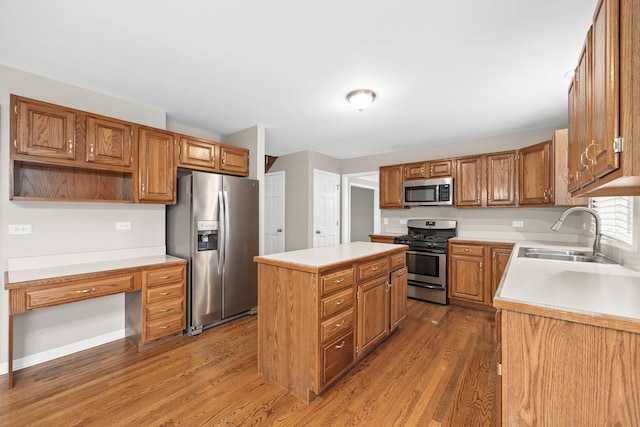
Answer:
394, 219, 457, 304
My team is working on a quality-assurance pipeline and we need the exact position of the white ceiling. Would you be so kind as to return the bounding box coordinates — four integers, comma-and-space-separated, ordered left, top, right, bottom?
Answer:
0, 0, 598, 159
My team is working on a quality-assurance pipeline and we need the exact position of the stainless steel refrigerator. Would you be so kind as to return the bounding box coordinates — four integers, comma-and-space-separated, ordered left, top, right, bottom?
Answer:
166, 171, 259, 335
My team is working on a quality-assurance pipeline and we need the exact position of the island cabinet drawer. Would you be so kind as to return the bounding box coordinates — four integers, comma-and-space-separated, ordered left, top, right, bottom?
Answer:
320, 308, 354, 342
146, 298, 185, 322
26, 274, 137, 310
321, 329, 355, 387
356, 257, 389, 281
144, 265, 185, 288
146, 282, 184, 304
450, 243, 484, 257
145, 314, 185, 341
389, 253, 406, 271
321, 288, 353, 319
320, 268, 354, 295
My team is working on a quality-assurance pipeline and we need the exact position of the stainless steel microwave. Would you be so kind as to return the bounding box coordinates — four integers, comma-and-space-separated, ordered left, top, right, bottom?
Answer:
403, 177, 454, 206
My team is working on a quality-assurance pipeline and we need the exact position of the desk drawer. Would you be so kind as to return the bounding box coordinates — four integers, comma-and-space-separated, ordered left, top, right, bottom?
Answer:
146, 298, 185, 322
145, 265, 185, 287
145, 314, 184, 341
26, 274, 136, 310
146, 282, 184, 304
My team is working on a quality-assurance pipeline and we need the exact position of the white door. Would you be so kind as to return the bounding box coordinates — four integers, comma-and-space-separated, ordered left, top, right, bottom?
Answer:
264, 171, 285, 254
313, 169, 340, 247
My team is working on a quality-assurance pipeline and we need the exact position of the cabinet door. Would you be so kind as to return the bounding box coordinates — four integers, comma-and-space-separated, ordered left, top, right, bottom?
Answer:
379, 164, 404, 209
490, 247, 512, 303
390, 267, 407, 330
138, 128, 175, 203
590, 0, 620, 180
518, 140, 553, 206
575, 31, 595, 189
449, 254, 485, 303
85, 115, 132, 168
455, 156, 484, 207
404, 161, 429, 180
177, 135, 218, 171
15, 97, 76, 160
486, 151, 517, 207
357, 276, 390, 356
429, 159, 453, 177
567, 79, 582, 193
554, 129, 588, 206
219, 145, 249, 176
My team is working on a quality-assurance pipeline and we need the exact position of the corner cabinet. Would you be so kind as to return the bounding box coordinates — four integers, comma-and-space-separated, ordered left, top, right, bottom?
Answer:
379, 164, 405, 209
448, 240, 513, 308
255, 245, 407, 402
136, 127, 175, 204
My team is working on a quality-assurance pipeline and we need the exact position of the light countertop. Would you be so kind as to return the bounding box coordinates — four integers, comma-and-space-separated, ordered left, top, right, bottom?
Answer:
254, 242, 407, 271
492, 240, 640, 331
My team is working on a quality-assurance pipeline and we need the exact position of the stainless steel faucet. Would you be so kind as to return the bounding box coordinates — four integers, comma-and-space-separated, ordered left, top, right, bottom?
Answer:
551, 207, 602, 255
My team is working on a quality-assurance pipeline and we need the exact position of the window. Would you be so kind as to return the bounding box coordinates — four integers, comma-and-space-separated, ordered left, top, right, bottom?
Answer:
590, 196, 634, 245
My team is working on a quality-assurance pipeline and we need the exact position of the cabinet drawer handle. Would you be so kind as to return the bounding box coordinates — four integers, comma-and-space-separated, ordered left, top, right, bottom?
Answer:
463, 248, 470, 252
160, 275, 173, 280
160, 291, 172, 296
335, 340, 346, 349
335, 320, 345, 327
160, 325, 170, 329
76, 287, 96, 294
372, 266, 379, 271
335, 299, 344, 306
335, 278, 345, 283
397, 271, 404, 276
159, 308, 172, 313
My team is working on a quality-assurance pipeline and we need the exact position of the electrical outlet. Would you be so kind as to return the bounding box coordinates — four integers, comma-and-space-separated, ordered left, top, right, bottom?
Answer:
116, 222, 131, 231
8, 224, 32, 235
399, 219, 407, 225
512, 221, 524, 228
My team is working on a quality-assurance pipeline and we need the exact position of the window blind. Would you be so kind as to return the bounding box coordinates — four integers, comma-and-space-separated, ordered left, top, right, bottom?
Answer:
590, 196, 634, 245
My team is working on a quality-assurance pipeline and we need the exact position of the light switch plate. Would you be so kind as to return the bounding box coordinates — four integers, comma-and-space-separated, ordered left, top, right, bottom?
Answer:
383, 218, 389, 225
512, 221, 524, 228
399, 219, 407, 225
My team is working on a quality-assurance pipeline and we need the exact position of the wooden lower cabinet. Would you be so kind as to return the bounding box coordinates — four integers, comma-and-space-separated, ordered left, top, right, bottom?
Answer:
448, 240, 513, 307
500, 309, 640, 425
126, 264, 186, 349
255, 246, 407, 402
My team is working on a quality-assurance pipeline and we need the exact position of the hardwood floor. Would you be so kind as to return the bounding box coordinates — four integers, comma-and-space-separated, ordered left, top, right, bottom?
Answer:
0, 299, 498, 426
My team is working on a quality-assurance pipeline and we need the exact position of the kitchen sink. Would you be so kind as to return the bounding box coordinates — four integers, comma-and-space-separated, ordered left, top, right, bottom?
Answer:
517, 247, 616, 264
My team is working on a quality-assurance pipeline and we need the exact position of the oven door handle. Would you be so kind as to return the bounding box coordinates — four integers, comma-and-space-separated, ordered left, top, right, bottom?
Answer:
408, 281, 446, 291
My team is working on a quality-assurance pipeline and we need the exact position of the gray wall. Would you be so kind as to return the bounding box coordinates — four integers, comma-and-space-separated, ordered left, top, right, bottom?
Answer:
351, 187, 374, 242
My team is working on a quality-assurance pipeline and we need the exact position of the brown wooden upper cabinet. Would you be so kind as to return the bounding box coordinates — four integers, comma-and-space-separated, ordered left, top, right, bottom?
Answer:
220, 145, 249, 176
518, 140, 554, 206
137, 127, 175, 204
455, 156, 485, 207
567, 0, 640, 196
404, 158, 453, 180
177, 135, 218, 171
13, 96, 77, 161
85, 115, 133, 169
486, 151, 517, 207
379, 164, 405, 209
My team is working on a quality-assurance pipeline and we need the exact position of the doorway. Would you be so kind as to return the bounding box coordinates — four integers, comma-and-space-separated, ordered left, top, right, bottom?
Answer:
341, 171, 380, 243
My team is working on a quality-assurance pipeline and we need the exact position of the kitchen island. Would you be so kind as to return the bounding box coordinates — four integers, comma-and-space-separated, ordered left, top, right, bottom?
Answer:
254, 242, 408, 402
493, 242, 640, 426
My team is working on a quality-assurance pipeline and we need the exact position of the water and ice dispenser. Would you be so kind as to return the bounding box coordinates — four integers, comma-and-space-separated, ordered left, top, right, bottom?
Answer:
197, 220, 218, 251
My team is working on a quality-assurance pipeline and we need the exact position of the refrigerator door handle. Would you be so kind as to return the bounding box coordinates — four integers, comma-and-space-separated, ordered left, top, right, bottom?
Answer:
223, 190, 230, 266
218, 190, 225, 275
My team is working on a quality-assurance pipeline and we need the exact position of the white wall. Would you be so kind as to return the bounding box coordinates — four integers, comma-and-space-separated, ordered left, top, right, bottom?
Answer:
0, 65, 166, 371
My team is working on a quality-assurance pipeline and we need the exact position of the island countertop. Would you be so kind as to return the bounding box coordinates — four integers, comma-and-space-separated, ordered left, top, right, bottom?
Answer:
254, 242, 407, 273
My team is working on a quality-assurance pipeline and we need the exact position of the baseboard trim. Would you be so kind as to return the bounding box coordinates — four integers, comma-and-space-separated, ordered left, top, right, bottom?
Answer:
0, 329, 125, 375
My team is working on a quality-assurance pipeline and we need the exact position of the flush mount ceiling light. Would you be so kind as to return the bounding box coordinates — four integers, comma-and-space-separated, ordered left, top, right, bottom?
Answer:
346, 89, 376, 112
